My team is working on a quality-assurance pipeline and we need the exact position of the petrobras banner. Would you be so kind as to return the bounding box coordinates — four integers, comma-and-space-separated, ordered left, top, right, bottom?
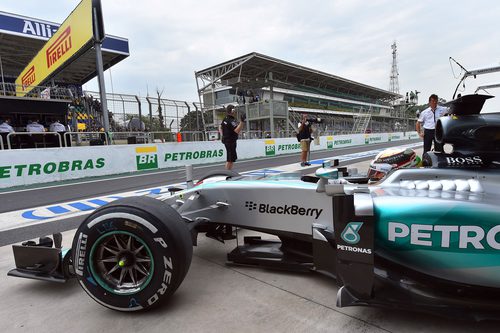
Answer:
0, 145, 134, 188
0, 132, 417, 188
15, 0, 94, 96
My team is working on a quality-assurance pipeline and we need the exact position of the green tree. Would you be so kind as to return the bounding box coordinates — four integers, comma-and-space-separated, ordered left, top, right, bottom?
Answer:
180, 111, 212, 131
156, 88, 165, 131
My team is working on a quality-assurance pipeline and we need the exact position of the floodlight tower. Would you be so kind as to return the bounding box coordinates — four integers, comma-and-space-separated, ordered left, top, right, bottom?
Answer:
389, 42, 400, 95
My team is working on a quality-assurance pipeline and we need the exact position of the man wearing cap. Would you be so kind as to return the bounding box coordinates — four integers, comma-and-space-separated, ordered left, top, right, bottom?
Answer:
220, 105, 245, 170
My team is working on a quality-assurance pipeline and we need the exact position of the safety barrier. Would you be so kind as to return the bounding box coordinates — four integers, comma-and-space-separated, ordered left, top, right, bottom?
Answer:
0, 132, 419, 189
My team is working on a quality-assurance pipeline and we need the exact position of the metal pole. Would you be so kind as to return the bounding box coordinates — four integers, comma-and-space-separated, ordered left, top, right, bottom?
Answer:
121, 95, 125, 129
193, 102, 200, 140
0, 55, 5, 96
176, 104, 179, 133
93, 7, 110, 142
146, 97, 152, 127
186, 164, 193, 188
194, 71, 207, 137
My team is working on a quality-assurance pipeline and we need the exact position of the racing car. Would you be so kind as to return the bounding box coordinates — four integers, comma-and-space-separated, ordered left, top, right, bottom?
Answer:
8, 94, 500, 320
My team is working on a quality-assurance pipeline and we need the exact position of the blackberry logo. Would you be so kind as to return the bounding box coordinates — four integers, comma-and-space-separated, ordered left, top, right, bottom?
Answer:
244, 201, 323, 219
245, 201, 258, 211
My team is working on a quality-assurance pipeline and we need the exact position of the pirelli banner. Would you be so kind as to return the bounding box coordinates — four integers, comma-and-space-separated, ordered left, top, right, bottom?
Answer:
15, 0, 105, 96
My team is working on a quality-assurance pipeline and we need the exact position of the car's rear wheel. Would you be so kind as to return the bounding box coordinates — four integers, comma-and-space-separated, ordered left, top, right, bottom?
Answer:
72, 196, 192, 311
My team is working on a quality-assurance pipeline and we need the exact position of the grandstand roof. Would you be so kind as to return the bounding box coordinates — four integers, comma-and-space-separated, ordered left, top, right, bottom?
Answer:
0, 11, 129, 85
195, 52, 400, 102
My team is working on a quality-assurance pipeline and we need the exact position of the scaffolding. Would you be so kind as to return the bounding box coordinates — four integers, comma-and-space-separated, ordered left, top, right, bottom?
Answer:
351, 106, 372, 134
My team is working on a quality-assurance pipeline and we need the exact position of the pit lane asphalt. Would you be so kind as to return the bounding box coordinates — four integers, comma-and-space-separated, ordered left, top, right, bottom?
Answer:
1, 144, 499, 332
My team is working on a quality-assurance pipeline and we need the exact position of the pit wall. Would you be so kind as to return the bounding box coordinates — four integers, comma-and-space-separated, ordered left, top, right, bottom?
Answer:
0, 132, 419, 188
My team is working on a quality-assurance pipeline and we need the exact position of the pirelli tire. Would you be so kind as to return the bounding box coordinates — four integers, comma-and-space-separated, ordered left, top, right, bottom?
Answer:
72, 196, 193, 312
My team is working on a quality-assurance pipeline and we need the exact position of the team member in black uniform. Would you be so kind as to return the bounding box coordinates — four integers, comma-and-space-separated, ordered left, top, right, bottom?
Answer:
220, 105, 245, 170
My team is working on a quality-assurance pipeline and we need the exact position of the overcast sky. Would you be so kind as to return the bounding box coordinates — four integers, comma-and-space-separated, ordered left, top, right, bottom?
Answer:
4, 0, 500, 111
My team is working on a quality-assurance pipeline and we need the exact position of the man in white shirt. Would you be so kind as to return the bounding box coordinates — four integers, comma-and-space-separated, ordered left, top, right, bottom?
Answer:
0, 118, 15, 148
26, 119, 45, 133
49, 119, 67, 132
416, 94, 448, 155
0, 118, 15, 133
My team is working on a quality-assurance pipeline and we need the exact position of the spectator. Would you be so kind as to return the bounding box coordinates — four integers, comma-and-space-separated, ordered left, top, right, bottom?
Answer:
298, 114, 313, 166
220, 105, 245, 170
416, 94, 448, 155
25, 119, 45, 148
26, 119, 45, 132
0, 117, 15, 133
49, 119, 67, 132
0, 117, 15, 148
49, 119, 69, 147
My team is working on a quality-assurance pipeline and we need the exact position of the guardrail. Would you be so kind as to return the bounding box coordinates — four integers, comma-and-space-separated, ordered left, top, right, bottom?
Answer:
4, 132, 63, 149
0, 128, 411, 150
0, 132, 420, 189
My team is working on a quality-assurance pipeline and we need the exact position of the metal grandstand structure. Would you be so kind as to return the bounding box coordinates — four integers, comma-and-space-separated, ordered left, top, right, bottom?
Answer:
195, 52, 401, 137
351, 106, 372, 134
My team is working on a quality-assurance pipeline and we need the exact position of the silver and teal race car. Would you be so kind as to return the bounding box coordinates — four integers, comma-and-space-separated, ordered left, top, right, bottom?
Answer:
8, 94, 500, 320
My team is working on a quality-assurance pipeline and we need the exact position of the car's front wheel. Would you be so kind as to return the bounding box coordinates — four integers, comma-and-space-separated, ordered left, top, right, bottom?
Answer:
72, 196, 192, 311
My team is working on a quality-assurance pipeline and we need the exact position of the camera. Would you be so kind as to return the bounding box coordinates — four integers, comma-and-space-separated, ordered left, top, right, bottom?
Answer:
306, 117, 322, 124
240, 113, 247, 122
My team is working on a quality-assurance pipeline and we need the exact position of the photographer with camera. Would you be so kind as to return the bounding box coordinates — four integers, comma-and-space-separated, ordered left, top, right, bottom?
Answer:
220, 105, 245, 170
297, 114, 316, 167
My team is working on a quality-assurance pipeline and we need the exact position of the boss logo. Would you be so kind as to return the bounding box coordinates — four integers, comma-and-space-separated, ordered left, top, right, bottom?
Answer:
445, 156, 482, 165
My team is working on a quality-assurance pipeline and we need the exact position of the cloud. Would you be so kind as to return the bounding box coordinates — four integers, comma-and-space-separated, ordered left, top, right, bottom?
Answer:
5, 0, 500, 111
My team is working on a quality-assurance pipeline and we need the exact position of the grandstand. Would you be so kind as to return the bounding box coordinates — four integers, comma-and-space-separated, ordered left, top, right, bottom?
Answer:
195, 52, 412, 137
0, 10, 129, 140
0, 9, 416, 149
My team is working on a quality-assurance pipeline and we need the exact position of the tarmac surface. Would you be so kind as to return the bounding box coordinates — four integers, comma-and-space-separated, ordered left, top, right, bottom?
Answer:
1, 141, 499, 332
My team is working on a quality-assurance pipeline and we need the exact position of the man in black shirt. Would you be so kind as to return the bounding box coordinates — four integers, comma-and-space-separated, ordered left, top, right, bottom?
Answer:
298, 114, 313, 166
220, 105, 244, 170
